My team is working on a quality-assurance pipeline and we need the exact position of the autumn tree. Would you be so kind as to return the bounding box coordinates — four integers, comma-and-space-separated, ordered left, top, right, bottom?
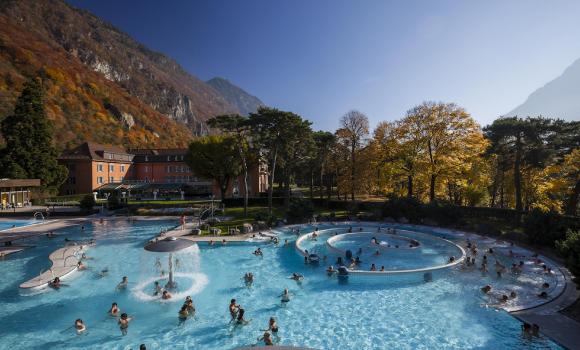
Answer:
336, 110, 369, 202
185, 135, 242, 200
0, 78, 68, 192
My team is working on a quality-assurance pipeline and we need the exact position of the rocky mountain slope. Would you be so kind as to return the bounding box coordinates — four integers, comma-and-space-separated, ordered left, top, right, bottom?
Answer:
207, 77, 264, 116
507, 58, 580, 121
0, 0, 261, 149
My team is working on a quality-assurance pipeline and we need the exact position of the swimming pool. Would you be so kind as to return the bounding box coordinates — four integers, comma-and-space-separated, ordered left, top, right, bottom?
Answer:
0, 219, 39, 231
0, 220, 562, 349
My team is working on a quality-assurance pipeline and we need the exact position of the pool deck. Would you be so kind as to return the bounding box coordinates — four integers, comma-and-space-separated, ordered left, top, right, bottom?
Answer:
19, 244, 89, 289
151, 221, 268, 243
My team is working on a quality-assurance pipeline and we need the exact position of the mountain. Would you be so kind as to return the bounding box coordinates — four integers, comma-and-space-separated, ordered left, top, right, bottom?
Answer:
0, 0, 258, 149
506, 58, 580, 121
207, 77, 265, 116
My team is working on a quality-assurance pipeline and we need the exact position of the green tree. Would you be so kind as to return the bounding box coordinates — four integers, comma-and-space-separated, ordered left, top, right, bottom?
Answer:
0, 78, 67, 192
248, 107, 312, 214
185, 135, 242, 200
313, 131, 336, 200
208, 114, 254, 216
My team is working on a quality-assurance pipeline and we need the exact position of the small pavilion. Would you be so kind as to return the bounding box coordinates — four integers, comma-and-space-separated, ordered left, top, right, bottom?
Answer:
0, 179, 40, 208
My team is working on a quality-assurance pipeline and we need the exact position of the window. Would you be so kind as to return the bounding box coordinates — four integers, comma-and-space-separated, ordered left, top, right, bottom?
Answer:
109, 176, 115, 183
97, 163, 103, 172
121, 165, 125, 172
145, 155, 149, 162
109, 164, 114, 172
144, 166, 149, 173
97, 177, 104, 184
167, 156, 171, 161
166, 165, 171, 173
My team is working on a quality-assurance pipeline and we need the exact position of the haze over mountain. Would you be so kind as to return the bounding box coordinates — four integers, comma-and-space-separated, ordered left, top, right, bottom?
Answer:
0, 0, 262, 148
507, 58, 580, 121
206, 78, 264, 116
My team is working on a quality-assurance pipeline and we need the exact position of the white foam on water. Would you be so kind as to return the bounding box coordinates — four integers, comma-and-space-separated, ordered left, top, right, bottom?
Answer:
131, 272, 209, 302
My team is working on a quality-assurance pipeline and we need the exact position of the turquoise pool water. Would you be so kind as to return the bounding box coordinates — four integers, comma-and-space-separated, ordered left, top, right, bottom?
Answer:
0, 220, 561, 349
0, 219, 38, 231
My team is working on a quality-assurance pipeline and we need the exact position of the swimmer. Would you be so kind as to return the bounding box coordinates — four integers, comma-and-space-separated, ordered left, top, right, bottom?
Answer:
263, 317, 279, 334
109, 302, 120, 316
98, 268, 109, 278
162, 290, 172, 300
326, 266, 336, 275
118, 313, 132, 336
117, 276, 128, 290
253, 248, 263, 256
244, 272, 254, 286
209, 240, 214, 246
289, 273, 304, 281
222, 239, 227, 245
284, 239, 289, 246
374, 250, 380, 256
185, 298, 195, 314
229, 299, 240, 320
50, 277, 61, 289
258, 331, 274, 346
538, 291, 548, 299
370, 263, 377, 271
153, 281, 162, 296
280, 288, 291, 303
380, 266, 385, 272
532, 324, 540, 337
235, 308, 251, 325
448, 256, 455, 263
542, 282, 550, 289
498, 294, 509, 303
74, 319, 86, 334
77, 261, 86, 270
357, 247, 363, 255
178, 305, 189, 322
510, 291, 517, 299
481, 285, 492, 294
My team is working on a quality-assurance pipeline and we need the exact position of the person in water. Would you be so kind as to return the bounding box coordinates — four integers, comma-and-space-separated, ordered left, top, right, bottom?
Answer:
117, 276, 128, 290
109, 302, 120, 316
162, 290, 172, 300
370, 263, 377, 271
229, 299, 240, 320
253, 248, 263, 256
75, 319, 86, 334
98, 268, 109, 278
50, 277, 61, 289
77, 261, 86, 270
235, 308, 250, 325
326, 265, 336, 274
178, 305, 189, 323
280, 288, 291, 303
481, 285, 492, 294
244, 272, 254, 286
289, 273, 303, 282
118, 313, 132, 336
153, 281, 163, 296
258, 331, 274, 346
185, 299, 195, 314
263, 317, 279, 334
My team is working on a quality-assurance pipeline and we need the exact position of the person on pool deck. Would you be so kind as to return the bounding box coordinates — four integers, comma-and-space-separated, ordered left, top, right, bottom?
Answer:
370, 263, 377, 271
118, 313, 132, 336
75, 319, 86, 334
235, 308, 251, 325
162, 290, 172, 300
229, 299, 240, 320
109, 302, 120, 316
280, 288, 291, 303
258, 331, 274, 346
117, 276, 128, 290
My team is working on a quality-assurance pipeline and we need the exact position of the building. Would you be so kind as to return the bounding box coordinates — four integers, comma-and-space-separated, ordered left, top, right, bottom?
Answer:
58, 142, 267, 198
0, 178, 40, 208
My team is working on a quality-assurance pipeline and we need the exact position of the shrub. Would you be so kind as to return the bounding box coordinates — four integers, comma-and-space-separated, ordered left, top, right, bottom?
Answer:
523, 209, 567, 246
254, 210, 277, 227
286, 198, 314, 224
79, 194, 96, 213
423, 202, 460, 226
556, 230, 580, 285
107, 193, 121, 210
381, 196, 424, 223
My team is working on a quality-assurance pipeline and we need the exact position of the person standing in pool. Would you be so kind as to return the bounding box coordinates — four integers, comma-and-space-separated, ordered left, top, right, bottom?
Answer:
258, 331, 273, 346
280, 288, 291, 303
109, 302, 120, 316
235, 308, 251, 325
118, 313, 132, 336
178, 305, 189, 324
229, 299, 240, 320
117, 276, 128, 290
75, 319, 86, 334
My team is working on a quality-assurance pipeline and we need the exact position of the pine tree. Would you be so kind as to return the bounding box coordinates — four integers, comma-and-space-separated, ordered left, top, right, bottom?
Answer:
0, 78, 68, 191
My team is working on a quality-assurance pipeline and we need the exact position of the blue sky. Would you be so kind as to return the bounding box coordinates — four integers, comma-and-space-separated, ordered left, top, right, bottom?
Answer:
69, 0, 580, 131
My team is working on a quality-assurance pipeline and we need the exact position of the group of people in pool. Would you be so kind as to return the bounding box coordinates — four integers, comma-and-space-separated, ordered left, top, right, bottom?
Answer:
229, 298, 281, 346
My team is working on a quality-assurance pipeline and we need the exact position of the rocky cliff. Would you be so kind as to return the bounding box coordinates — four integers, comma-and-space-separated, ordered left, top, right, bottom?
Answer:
207, 77, 265, 116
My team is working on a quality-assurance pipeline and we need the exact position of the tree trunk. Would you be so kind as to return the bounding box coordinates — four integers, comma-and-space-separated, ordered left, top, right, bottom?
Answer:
267, 147, 278, 215
350, 140, 356, 202
407, 175, 413, 198
219, 177, 230, 202
309, 168, 314, 199
514, 134, 523, 212
565, 179, 580, 216
319, 166, 324, 201
429, 174, 437, 202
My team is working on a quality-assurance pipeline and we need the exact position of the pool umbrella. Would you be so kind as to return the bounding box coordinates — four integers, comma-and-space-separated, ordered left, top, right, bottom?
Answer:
144, 237, 195, 289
